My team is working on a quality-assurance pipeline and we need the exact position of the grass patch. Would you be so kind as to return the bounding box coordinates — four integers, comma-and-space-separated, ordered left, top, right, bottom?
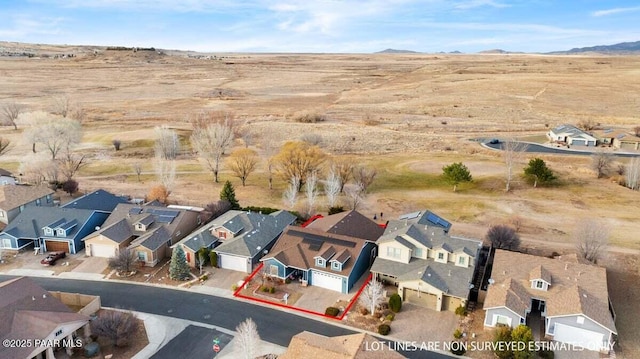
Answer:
371, 170, 448, 192
80, 163, 132, 177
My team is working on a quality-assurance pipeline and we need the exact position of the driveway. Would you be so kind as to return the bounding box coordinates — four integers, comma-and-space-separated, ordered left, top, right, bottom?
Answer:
72, 256, 108, 274
390, 303, 458, 344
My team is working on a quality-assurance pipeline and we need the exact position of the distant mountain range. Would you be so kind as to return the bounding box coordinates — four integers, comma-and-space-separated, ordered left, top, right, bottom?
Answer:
375, 48, 419, 54
550, 40, 640, 54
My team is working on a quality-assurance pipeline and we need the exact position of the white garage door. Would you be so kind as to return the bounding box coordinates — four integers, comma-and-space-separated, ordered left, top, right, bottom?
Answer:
571, 139, 586, 146
90, 243, 116, 258
218, 254, 249, 273
311, 271, 343, 292
554, 323, 604, 351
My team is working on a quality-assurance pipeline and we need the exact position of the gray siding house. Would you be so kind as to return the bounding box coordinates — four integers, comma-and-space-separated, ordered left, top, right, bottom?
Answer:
0, 185, 54, 225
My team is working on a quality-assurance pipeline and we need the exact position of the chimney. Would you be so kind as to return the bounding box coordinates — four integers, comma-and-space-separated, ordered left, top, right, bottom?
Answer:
564, 263, 569, 270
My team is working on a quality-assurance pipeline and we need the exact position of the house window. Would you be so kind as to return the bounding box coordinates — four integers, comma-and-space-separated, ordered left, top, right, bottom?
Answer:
44, 228, 53, 236
414, 248, 423, 257
331, 261, 341, 271
536, 281, 544, 289
437, 252, 444, 260
137, 251, 147, 261
386, 247, 401, 259
548, 324, 555, 334
495, 315, 511, 326
270, 265, 278, 276
55, 329, 63, 337
458, 256, 465, 265
19, 205, 25, 211
36, 198, 41, 206
0, 211, 4, 217
218, 231, 227, 239
577, 316, 584, 324
315, 258, 325, 267
56, 229, 66, 237
135, 224, 145, 231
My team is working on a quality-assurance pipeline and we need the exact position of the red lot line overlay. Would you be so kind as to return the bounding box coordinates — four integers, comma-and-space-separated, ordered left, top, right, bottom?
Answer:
234, 262, 372, 321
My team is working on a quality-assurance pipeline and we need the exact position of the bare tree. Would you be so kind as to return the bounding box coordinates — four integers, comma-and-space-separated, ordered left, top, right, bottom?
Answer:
625, 157, 640, 190
486, 224, 520, 250
108, 248, 138, 274
132, 162, 143, 182
52, 94, 72, 118
190, 112, 235, 183
323, 168, 341, 208
198, 249, 208, 275
360, 280, 384, 315
1, 102, 23, 130
503, 139, 528, 192
154, 158, 176, 191
353, 165, 377, 192
0, 137, 11, 157
24, 115, 82, 160
344, 182, 365, 210
236, 318, 260, 359
282, 175, 300, 209
258, 126, 281, 190
228, 148, 259, 186
574, 218, 610, 264
154, 125, 180, 160
591, 150, 613, 178
332, 158, 354, 192
58, 153, 87, 181
201, 200, 232, 222
70, 104, 87, 123
91, 309, 139, 347
19, 153, 56, 185
305, 171, 319, 217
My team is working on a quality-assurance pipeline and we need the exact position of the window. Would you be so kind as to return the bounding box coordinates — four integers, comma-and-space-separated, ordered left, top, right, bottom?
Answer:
386, 247, 401, 259
458, 256, 466, 265
414, 248, 423, 258
19, 205, 25, 211
44, 228, 53, 236
495, 315, 511, 326
270, 265, 278, 276
55, 329, 63, 337
0, 211, 4, 217
331, 261, 341, 271
135, 223, 145, 231
536, 281, 544, 289
548, 324, 555, 334
56, 229, 66, 237
137, 251, 146, 261
218, 231, 227, 239
437, 252, 444, 260
577, 316, 584, 324
36, 198, 41, 205
315, 258, 325, 267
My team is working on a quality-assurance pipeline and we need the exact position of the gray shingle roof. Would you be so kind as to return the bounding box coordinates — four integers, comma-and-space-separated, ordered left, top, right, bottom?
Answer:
178, 224, 218, 252
2, 207, 98, 240
133, 227, 170, 251
61, 189, 128, 213
99, 219, 134, 244
380, 224, 478, 259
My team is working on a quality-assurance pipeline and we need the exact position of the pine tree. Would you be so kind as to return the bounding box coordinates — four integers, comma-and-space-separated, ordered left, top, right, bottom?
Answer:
169, 246, 191, 281
220, 180, 240, 209
523, 158, 556, 187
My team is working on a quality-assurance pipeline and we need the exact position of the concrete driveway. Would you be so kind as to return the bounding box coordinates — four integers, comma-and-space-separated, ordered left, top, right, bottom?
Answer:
72, 255, 108, 274
390, 303, 458, 344
294, 284, 353, 313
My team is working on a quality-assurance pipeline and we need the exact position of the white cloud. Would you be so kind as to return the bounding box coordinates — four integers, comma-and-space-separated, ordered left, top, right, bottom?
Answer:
591, 6, 640, 17
0, 15, 64, 38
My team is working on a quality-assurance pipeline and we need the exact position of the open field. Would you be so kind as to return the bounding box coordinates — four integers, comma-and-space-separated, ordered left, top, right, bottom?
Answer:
1, 48, 640, 357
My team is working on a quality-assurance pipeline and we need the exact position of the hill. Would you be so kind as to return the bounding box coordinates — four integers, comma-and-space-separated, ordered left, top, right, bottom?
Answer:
375, 48, 419, 54
551, 40, 640, 54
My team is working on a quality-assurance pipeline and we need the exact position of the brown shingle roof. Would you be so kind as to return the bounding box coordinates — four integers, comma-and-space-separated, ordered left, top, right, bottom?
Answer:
279, 331, 405, 359
306, 210, 384, 241
529, 265, 552, 283
0, 185, 53, 211
484, 250, 616, 333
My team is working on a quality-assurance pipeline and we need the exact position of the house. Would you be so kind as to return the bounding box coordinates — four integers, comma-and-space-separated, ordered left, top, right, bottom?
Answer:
0, 184, 54, 225
0, 168, 17, 185
84, 203, 203, 266
0, 207, 109, 253
279, 331, 405, 359
483, 250, 617, 352
0, 277, 92, 359
547, 124, 597, 147
370, 210, 481, 311
61, 189, 129, 213
593, 128, 640, 151
179, 210, 297, 272
261, 211, 383, 294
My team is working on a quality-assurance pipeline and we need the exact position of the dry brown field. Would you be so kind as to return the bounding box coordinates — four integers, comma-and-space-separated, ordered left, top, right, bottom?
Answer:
1, 48, 640, 357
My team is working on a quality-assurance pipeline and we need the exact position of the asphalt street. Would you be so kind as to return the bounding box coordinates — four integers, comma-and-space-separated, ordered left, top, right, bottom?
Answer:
484, 141, 640, 157
151, 325, 232, 359
0, 276, 450, 359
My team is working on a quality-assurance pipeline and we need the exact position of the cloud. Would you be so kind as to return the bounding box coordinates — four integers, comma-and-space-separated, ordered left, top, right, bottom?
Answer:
0, 15, 64, 38
454, 0, 510, 10
591, 6, 640, 17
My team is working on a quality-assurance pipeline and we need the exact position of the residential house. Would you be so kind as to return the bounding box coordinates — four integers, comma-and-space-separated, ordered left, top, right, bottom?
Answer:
547, 124, 597, 147
0, 168, 17, 185
261, 211, 384, 294
0, 207, 109, 253
179, 210, 296, 272
593, 128, 640, 151
0, 277, 91, 359
483, 250, 616, 352
0, 184, 54, 225
84, 203, 202, 266
370, 210, 481, 312
61, 189, 129, 213
279, 331, 404, 359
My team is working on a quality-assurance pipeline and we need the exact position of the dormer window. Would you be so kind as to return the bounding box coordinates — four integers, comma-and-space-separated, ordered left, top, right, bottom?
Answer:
536, 280, 543, 289
135, 223, 146, 231
44, 227, 53, 236
438, 252, 444, 260
331, 261, 342, 271
530, 279, 549, 291
56, 229, 66, 237
414, 248, 423, 258
458, 256, 465, 265
315, 258, 325, 267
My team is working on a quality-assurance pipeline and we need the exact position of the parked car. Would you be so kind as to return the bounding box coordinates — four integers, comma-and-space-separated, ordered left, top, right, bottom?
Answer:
488, 138, 501, 144
40, 251, 66, 266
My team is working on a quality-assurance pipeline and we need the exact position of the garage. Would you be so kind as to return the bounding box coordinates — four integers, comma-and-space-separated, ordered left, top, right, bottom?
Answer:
90, 243, 116, 258
442, 295, 463, 312
403, 288, 437, 309
554, 323, 604, 351
44, 240, 70, 253
218, 253, 249, 273
571, 139, 586, 146
311, 271, 343, 292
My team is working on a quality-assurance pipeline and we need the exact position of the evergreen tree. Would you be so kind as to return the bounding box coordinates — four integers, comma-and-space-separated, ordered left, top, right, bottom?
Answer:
220, 180, 240, 210
169, 246, 191, 281
511, 325, 535, 359
523, 158, 556, 187
442, 162, 472, 192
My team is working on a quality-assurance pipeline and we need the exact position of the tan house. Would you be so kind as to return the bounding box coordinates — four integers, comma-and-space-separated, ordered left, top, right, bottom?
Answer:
483, 250, 616, 352
84, 203, 203, 266
0, 184, 54, 225
0, 277, 94, 359
593, 128, 640, 151
370, 210, 481, 312
280, 331, 404, 359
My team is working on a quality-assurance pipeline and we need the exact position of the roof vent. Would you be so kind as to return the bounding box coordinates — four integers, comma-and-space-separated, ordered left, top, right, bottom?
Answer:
42, 294, 47, 298
448, 270, 451, 276
32, 296, 35, 301
564, 263, 568, 270
488, 278, 495, 285
583, 294, 587, 298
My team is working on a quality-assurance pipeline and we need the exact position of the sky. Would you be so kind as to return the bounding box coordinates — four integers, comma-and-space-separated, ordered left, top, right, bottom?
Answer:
1, 0, 639, 53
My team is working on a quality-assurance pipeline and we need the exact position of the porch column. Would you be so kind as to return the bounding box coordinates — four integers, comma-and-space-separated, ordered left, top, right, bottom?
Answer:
83, 323, 92, 339
34, 350, 45, 359
45, 346, 56, 359
65, 334, 74, 355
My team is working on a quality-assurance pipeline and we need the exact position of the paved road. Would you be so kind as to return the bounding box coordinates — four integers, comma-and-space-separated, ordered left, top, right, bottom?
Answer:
0, 276, 449, 359
151, 325, 233, 359
484, 141, 640, 157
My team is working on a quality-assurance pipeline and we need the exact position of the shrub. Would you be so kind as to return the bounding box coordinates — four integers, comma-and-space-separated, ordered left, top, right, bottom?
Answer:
453, 328, 463, 339
261, 286, 269, 292
209, 251, 218, 267
240, 206, 280, 214
293, 111, 325, 123
359, 307, 369, 315
455, 305, 467, 317
269, 286, 275, 294
112, 139, 122, 151
231, 284, 238, 291
450, 341, 466, 356
373, 311, 383, 319
325, 307, 340, 317
378, 324, 391, 336
385, 313, 395, 322
200, 274, 208, 281
285, 278, 291, 284
389, 293, 402, 313
328, 206, 345, 215
538, 348, 555, 359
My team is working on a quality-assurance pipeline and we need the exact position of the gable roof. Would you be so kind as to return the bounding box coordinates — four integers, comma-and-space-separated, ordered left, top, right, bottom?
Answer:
387, 209, 452, 234
529, 265, 552, 284
280, 331, 405, 359
0, 168, 13, 177
0, 185, 53, 211
263, 226, 369, 276
305, 210, 384, 241
484, 250, 616, 333
1, 207, 101, 240
379, 223, 479, 259
61, 189, 128, 213
98, 219, 134, 244
208, 210, 296, 257
0, 277, 89, 359
131, 226, 171, 251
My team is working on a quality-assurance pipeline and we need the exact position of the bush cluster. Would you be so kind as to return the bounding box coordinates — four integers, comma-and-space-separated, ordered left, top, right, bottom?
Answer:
378, 324, 391, 335
325, 307, 340, 317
